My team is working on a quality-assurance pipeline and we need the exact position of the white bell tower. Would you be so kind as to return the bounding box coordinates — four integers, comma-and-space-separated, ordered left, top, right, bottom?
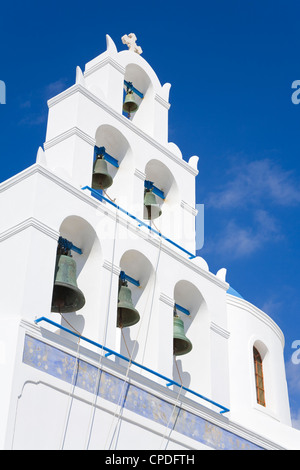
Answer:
43, 34, 199, 254
0, 34, 298, 450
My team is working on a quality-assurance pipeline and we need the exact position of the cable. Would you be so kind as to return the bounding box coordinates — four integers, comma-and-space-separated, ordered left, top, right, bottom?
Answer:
84, 204, 119, 450
159, 356, 183, 450
105, 235, 163, 450
58, 311, 82, 450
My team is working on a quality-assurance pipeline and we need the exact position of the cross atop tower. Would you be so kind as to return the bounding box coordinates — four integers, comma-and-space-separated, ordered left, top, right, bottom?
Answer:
121, 33, 143, 54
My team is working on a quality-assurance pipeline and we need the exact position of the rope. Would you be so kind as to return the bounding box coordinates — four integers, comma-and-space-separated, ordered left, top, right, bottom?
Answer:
84, 204, 119, 450
105, 235, 163, 450
104, 329, 134, 450
140, 236, 162, 366
159, 356, 184, 450
103, 189, 116, 203
151, 219, 161, 234
58, 311, 82, 450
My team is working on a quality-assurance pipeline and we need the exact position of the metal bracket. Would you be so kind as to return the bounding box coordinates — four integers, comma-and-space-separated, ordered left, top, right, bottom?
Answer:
120, 270, 140, 287
174, 303, 190, 316
94, 146, 119, 169
124, 80, 144, 99
144, 180, 165, 200
58, 236, 82, 255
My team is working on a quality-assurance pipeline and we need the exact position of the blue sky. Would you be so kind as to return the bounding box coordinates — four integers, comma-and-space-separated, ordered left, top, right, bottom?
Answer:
1, 0, 300, 430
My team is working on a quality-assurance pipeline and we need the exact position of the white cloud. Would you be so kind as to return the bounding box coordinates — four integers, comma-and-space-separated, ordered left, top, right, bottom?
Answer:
206, 209, 282, 258
207, 158, 300, 209
44, 79, 67, 100
286, 359, 300, 430
291, 409, 300, 431
202, 157, 300, 259
18, 78, 68, 127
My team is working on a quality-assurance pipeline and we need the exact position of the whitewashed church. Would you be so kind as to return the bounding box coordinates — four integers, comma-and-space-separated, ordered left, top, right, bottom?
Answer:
0, 33, 299, 450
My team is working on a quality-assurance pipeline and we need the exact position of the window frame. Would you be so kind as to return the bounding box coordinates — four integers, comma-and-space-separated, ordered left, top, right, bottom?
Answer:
253, 346, 266, 407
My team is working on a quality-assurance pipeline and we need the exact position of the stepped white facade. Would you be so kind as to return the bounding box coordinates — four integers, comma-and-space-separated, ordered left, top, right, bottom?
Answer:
0, 34, 299, 450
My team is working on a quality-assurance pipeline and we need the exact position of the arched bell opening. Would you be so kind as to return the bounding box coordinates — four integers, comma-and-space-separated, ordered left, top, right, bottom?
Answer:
117, 249, 155, 363
51, 215, 102, 340
144, 159, 179, 227
122, 63, 151, 123
173, 280, 208, 391
94, 125, 134, 205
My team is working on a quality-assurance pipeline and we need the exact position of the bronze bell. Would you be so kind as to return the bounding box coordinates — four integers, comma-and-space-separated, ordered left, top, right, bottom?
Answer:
123, 90, 138, 114
117, 281, 140, 328
51, 252, 85, 313
173, 313, 193, 356
144, 189, 162, 220
92, 156, 113, 190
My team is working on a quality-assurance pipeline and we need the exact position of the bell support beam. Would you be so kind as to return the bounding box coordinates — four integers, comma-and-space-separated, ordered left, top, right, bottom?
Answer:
58, 236, 82, 255
124, 80, 144, 99
94, 146, 119, 169
120, 270, 140, 287
174, 303, 190, 316
144, 180, 165, 200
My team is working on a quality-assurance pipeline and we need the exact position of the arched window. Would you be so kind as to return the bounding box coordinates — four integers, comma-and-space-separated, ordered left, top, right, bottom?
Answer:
253, 347, 266, 406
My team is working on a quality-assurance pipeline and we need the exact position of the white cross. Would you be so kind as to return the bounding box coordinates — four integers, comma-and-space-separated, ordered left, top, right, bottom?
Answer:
121, 33, 143, 55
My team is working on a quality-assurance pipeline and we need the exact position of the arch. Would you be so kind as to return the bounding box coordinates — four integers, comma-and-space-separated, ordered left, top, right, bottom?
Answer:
94, 124, 134, 180
122, 62, 156, 135
144, 159, 180, 223
118, 249, 158, 365
119, 249, 154, 308
118, 53, 163, 91
94, 125, 135, 205
173, 280, 204, 319
56, 215, 102, 337
172, 280, 209, 392
123, 63, 152, 107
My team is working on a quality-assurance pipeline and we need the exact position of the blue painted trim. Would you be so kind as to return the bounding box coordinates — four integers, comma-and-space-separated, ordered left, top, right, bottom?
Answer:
120, 270, 140, 287
58, 237, 82, 255
94, 146, 119, 169
144, 180, 165, 200
175, 303, 190, 316
124, 80, 144, 99
34, 316, 230, 414
81, 186, 196, 260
